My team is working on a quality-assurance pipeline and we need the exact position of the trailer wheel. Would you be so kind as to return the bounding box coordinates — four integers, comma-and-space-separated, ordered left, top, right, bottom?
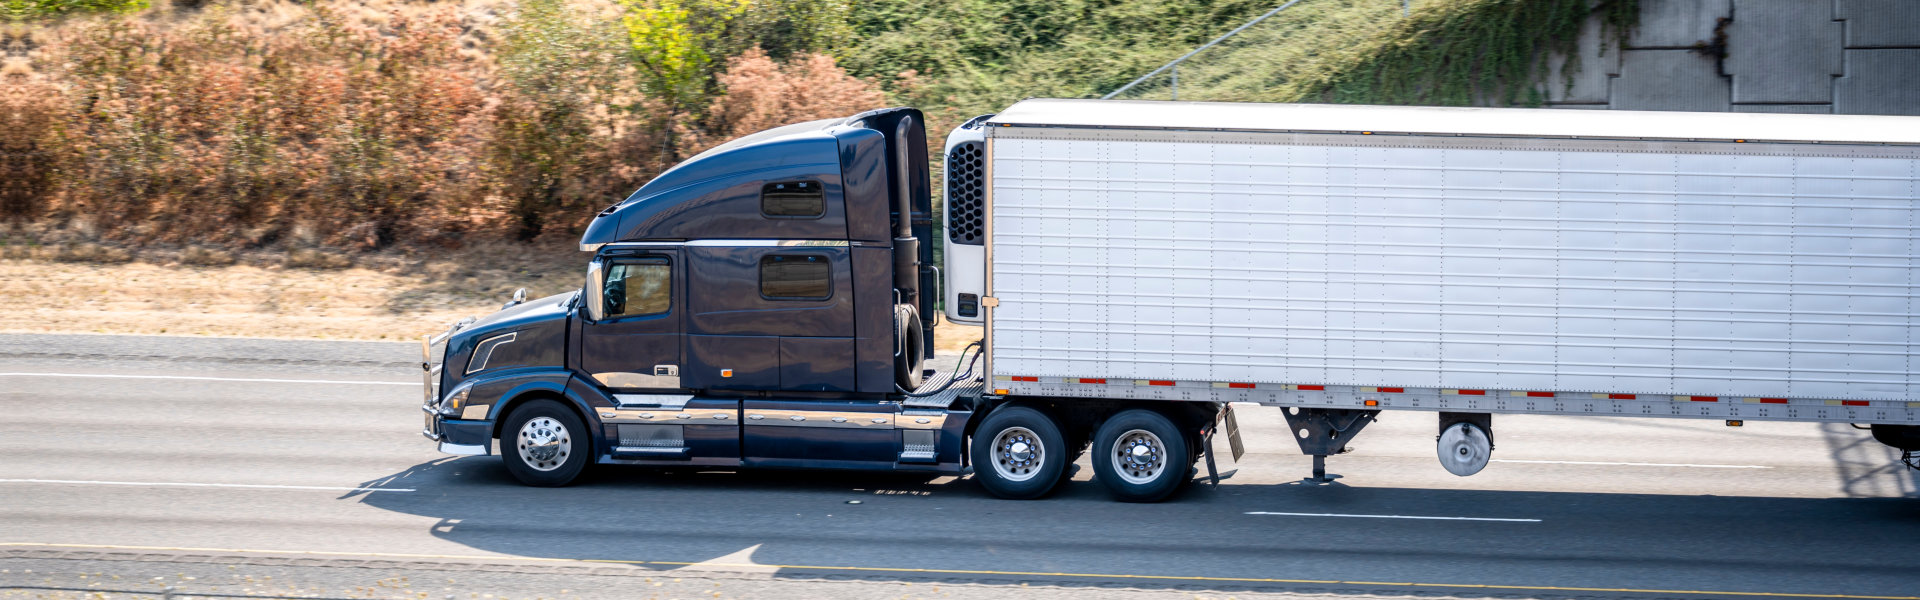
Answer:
501, 399, 590, 487
1092, 409, 1191, 502
971, 406, 1067, 499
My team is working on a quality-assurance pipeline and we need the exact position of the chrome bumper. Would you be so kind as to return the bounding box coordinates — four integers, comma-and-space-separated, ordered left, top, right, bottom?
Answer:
422, 405, 489, 456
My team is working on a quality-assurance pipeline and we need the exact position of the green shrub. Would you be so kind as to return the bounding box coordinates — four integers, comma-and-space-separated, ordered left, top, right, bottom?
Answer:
6, 0, 148, 21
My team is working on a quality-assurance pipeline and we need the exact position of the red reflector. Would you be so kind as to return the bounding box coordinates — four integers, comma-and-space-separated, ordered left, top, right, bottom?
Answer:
1298, 385, 1325, 391
1526, 391, 1554, 397
1609, 394, 1636, 400
1011, 376, 1038, 382
1149, 380, 1175, 387
1843, 400, 1869, 407
1228, 382, 1255, 389
1079, 378, 1107, 384
1760, 398, 1788, 404
1377, 387, 1404, 394
1690, 396, 1718, 402
1457, 389, 1486, 396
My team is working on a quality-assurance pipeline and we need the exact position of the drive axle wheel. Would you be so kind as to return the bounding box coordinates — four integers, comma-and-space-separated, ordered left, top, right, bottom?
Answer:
502, 399, 590, 487
1092, 409, 1191, 502
971, 406, 1067, 499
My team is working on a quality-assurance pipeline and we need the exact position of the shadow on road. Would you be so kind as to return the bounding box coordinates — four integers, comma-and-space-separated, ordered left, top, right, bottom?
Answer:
1822, 422, 1920, 499
344, 455, 1920, 599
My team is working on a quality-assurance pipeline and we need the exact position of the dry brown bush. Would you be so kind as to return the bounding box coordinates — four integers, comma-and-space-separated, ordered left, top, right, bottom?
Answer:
13, 0, 895, 254
29, 3, 494, 249
681, 46, 887, 156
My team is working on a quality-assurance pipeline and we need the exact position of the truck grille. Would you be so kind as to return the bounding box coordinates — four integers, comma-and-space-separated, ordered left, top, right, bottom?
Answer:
946, 141, 984, 245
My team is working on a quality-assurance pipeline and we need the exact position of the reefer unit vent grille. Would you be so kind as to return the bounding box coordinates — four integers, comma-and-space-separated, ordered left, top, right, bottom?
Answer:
946, 141, 985, 245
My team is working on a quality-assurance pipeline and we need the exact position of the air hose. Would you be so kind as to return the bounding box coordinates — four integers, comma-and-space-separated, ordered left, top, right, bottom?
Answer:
897, 340, 983, 397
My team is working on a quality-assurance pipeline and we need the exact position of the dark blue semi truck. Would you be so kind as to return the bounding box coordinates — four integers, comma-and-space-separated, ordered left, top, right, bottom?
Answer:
419, 107, 1228, 502
420, 101, 1920, 501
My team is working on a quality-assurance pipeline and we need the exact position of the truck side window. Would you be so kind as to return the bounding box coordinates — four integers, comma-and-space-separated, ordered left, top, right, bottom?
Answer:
760, 254, 831, 300
605, 258, 671, 318
761, 181, 824, 218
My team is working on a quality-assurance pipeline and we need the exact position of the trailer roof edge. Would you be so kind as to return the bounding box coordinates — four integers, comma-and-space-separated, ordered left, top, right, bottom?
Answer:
987, 99, 1920, 147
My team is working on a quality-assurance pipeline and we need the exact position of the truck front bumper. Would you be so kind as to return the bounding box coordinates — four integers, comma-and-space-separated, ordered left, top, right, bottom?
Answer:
422, 404, 492, 456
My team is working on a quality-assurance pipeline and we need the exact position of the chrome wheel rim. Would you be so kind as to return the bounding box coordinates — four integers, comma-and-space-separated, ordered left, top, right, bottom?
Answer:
517, 416, 570, 472
990, 426, 1045, 482
1111, 429, 1166, 485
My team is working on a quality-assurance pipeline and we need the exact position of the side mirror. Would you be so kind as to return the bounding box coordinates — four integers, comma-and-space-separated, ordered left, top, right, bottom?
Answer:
584, 259, 606, 321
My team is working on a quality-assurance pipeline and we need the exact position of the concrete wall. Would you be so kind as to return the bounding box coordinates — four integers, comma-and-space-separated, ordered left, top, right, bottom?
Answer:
1543, 0, 1919, 115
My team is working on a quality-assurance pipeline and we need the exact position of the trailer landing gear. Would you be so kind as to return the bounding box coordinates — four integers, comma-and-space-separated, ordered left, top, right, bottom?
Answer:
1280, 408, 1377, 483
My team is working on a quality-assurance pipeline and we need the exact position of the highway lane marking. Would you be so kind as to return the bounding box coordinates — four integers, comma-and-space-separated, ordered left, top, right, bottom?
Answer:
1493, 459, 1772, 469
0, 373, 415, 386
3, 543, 1913, 600
0, 479, 415, 492
1245, 511, 1540, 522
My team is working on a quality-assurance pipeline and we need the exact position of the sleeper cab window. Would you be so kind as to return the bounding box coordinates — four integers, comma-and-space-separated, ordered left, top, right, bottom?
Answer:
760, 254, 831, 300
604, 257, 671, 318
761, 181, 825, 218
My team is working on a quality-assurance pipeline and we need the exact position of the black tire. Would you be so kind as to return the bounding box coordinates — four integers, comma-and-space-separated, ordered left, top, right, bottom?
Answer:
970, 405, 1067, 499
1091, 409, 1191, 503
501, 399, 591, 487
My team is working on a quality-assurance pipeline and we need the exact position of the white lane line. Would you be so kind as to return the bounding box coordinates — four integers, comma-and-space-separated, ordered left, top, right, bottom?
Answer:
1246, 511, 1540, 523
1492, 459, 1772, 469
0, 373, 415, 386
0, 479, 415, 492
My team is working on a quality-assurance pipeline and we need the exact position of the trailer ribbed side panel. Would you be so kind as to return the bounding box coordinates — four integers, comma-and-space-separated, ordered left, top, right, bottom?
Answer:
987, 127, 1920, 401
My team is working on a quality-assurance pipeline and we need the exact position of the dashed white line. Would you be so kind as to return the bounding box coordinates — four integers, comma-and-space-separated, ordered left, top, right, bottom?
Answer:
0, 373, 415, 386
0, 479, 415, 492
1245, 511, 1540, 523
1492, 459, 1772, 469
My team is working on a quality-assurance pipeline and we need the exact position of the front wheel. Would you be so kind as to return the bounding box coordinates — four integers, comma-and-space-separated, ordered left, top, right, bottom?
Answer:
1091, 409, 1191, 502
970, 406, 1067, 499
501, 399, 591, 487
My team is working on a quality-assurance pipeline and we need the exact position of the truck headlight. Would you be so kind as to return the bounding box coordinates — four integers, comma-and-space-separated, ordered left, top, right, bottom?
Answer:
439, 385, 471, 416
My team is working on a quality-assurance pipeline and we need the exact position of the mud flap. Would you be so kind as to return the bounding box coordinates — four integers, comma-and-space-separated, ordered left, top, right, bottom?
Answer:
1201, 404, 1244, 486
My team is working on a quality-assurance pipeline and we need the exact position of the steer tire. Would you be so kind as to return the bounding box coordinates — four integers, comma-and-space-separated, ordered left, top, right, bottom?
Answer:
971, 406, 1067, 500
501, 399, 591, 487
1091, 409, 1191, 503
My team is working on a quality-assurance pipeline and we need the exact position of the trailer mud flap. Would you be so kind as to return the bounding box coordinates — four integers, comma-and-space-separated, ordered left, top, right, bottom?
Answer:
1201, 405, 1244, 486
1224, 405, 1245, 461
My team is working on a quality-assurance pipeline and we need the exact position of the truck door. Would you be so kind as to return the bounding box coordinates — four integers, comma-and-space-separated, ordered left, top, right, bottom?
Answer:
580, 249, 739, 465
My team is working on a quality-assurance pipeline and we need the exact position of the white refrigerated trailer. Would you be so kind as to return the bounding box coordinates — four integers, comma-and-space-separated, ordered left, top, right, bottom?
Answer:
940, 99, 1920, 483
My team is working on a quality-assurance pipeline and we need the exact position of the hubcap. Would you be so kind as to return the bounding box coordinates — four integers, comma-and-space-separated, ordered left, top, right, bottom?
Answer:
1111, 429, 1166, 485
990, 427, 1045, 482
517, 416, 571, 472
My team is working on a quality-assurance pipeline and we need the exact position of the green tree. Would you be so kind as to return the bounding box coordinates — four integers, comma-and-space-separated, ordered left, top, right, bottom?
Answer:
619, 0, 748, 117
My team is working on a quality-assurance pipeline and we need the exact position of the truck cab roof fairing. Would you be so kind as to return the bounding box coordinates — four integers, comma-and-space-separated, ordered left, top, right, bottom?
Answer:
580, 117, 873, 250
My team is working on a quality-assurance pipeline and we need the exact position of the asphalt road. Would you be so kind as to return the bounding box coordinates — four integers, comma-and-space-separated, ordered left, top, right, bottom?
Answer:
4, 333, 1918, 600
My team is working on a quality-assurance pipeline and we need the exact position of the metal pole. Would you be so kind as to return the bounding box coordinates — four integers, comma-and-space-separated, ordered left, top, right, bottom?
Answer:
1171, 65, 1178, 100
1403, 0, 1409, 17
1102, 0, 1311, 100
